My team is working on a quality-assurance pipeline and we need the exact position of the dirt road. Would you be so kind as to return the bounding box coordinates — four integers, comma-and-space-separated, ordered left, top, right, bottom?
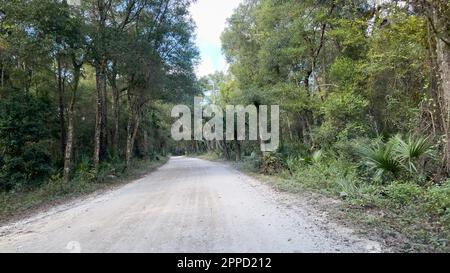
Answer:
0, 157, 383, 253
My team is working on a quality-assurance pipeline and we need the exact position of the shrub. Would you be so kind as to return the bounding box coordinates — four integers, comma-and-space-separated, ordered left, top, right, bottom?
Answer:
334, 137, 373, 161
426, 181, 450, 224
286, 155, 302, 173
0, 92, 57, 191
359, 135, 435, 183
335, 177, 359, 200
353, 183, 385, 206
385, 181, 424, 206
73, 156, 96, 183
260, 153, 284, 175
360, 141, 401, 182
391, 135, 434, 174
290, 157, 360, 196
315, 90, 369, 146
279, 142, 309, 158
306, 150, 324, 165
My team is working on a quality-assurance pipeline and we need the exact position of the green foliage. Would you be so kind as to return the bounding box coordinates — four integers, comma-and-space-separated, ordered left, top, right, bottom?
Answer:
0, 0, 448, 251
0, 0, 198, 194
285, 149, 323, 174
218, 0, 450, 250
392, 135, 435, 174
317, 91, 369, 145
359, 135, 435, 182
73, 156, 96, 184
286, 156, 302, 174
302, 150, 324, 165
386, 181, 424, 206
289, 157, 360, 197
329, 58, 360, 88
0, 157, 168, 220
260, 153, 284, 175
0, 92, 57, 191
426, 181, 450, 224
360, 141, 401, 181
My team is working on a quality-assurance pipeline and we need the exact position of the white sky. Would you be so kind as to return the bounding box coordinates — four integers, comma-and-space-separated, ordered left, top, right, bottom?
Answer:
190, 0, 243, 77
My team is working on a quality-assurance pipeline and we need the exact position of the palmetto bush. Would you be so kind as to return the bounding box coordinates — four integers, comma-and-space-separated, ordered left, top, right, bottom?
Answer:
286, 150, 324, 174
286, 156, 302, 174
360, 142, 401, 181
360, 135, 435, 182
391, 135, 435, 174
260, 153, 285, 175
301, 150, 324, 165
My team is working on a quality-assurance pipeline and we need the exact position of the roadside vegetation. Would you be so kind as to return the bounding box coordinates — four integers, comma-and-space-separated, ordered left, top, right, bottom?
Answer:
0, 0, 198, 219
0, 157, 168, 223
192, 0, 450, 252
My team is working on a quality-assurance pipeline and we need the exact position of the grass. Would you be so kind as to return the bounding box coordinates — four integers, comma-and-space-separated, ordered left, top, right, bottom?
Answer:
0, 157, 169, 224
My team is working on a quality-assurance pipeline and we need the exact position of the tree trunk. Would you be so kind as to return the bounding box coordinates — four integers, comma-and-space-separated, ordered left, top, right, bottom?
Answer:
436, 34, 450, 110
427, 1, 450, 173
125, 93, 141, 167
110, 74, 120, 155
63, 61, 82, 183
437, 36, 450, 173
101, 71, 108, 160
57, 54, 66, 157
126, 114, 140, 167
126, 93, 133, 167
63, 99, 75, 183
195, 141, 200, 153
286, 117, 294, 141
235, 139, 241, 161
143, 131, 149, 156
223, 141, 230, 160
1, 64, 4, 89
93, 62, 107, 170
92, 0, 110, 170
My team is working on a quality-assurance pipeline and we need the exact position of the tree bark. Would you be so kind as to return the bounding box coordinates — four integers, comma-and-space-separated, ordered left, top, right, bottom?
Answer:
125, 92, 141, 167
1, 63, 4, 89
223, 141, 230, 160
436, 20, 450, 108
92, 0, 110, 170
63, 98, 75, 182
93, 62, 107, 170
63, 64, 81, 183
57, 54, 66, 157
235, 139, 241, 161
101, 69, 108, 160
427, 1, 450, 173
110, 69, 120, 155
195, 141, 200, 153
437, 34, 450, 172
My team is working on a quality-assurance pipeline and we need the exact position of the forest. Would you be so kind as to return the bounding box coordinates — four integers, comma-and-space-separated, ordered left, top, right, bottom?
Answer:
0, 0, 449, 251
195, 0, 450, 250
0, 0, 199, 213
0, 0, 198, 191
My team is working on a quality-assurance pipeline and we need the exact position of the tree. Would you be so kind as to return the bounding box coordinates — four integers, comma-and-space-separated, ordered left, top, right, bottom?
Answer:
0, 0, 199, 190
120, 0, 199, 166
415, 0, 450, 173
0, 91, 57, 191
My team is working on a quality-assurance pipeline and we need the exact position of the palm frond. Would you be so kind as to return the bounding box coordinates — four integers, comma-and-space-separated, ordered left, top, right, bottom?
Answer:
360, 142, 400, 180
392, 135, 434, 173
312, 150, 323, 164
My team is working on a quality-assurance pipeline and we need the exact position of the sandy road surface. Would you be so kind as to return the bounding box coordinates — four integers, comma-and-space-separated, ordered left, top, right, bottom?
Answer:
0, 157, 383, 253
